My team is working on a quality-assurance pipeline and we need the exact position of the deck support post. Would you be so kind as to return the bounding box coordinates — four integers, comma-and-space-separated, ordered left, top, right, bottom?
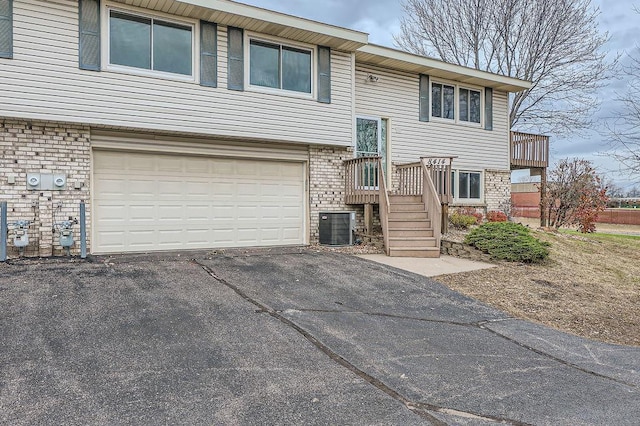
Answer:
539, 167, 547, 227
441, 203, 449, 234
364, 204, 373, 235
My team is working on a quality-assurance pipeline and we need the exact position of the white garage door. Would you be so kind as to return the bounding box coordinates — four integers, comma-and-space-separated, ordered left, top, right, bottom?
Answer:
93, 150, 305, 253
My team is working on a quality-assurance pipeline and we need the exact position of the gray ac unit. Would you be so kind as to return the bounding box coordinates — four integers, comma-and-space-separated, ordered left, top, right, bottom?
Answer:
319, 212, 356, 246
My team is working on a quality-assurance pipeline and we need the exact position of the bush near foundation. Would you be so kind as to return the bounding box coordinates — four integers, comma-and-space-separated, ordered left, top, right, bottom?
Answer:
465, 222, 550, 263
486, 210, 508, 222
457, 206, 483, 224
449, 212, 479, 229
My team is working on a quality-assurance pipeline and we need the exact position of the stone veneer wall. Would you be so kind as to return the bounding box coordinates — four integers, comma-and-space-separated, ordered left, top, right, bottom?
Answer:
0, 120, 91, 258
440, 239, 493, 262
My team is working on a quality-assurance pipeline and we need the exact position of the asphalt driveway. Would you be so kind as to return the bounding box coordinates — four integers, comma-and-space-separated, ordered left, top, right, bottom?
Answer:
1, 249, 639, 425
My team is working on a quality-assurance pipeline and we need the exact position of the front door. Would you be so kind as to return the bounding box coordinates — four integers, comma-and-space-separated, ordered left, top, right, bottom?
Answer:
355, 117, 387, 188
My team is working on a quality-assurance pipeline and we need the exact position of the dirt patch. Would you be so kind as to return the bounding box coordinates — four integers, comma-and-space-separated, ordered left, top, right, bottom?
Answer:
309, 242, 384, 255
435, 228, 640, 347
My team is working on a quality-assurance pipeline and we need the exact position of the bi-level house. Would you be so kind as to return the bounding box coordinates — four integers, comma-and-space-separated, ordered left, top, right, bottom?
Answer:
0, 0, 540, 258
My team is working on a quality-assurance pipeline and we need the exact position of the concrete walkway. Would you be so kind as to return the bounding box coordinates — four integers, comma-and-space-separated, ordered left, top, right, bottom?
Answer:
357, 253, 496, 277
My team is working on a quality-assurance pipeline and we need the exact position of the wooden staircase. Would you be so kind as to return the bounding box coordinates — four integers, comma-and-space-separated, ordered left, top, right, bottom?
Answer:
344, 156, 451, 259
386, 194, 440, 258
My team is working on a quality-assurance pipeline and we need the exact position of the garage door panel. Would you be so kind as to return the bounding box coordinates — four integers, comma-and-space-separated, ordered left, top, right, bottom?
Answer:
185, 182, 210, 197
93, 151, 305, 253
283, 227, 303, 240
185, 205, 210, 221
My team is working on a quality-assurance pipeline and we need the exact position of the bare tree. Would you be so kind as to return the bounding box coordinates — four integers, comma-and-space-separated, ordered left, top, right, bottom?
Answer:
396, 0, 611, 135
543, 158, 608, 232
608, 49, 640, 180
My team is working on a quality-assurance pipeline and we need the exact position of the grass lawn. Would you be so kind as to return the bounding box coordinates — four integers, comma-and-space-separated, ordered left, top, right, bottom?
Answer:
436, 228, 640, 346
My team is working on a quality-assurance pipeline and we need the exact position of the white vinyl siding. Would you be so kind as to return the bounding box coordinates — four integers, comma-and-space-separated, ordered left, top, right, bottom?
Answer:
93, 149, 305, 253
355, 64, 510, 170
1, 0, 353, 147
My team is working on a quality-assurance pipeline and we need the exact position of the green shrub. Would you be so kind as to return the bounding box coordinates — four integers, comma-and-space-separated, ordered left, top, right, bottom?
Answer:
458, 207, 483, 224
449, 212, 479, 229
465, 222, 550, 263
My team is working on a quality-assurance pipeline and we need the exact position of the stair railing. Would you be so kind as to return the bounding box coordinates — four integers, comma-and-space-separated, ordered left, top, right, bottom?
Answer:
344, 156, 380, 205
377, 157, 391, 255
420, 158, 443, 247
397, 162, 422, 195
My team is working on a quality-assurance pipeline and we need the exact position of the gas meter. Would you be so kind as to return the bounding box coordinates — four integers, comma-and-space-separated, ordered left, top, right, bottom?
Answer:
55, 220, 76, 254
12, 220, 31, 248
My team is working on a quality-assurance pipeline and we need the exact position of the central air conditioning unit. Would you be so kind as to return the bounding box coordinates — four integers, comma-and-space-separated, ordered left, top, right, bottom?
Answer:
319, 212, 356, 246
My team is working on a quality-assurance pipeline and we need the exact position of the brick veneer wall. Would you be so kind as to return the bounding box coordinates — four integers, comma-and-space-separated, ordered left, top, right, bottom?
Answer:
308, 145, 369, 242
0, 120, 91, 257
484, 169, 512, 213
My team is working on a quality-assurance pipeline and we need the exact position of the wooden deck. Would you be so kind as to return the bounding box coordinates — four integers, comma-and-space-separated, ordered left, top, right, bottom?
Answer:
511, 131, 549, 169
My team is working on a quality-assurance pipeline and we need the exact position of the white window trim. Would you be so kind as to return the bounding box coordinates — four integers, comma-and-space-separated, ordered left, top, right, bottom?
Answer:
452, 169, 484, 204
244, 32, 316, 100
354, 115, 382, 158
102, 2, 199, 83
457, 86, 483, 126
430, 79, 484, 128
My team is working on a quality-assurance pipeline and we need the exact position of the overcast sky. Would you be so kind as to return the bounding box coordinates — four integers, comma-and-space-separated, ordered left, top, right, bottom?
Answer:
238, 0, 639, 189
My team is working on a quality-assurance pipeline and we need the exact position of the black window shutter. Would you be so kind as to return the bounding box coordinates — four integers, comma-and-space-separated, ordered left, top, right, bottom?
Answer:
419, 74, 430, 122
227, 26, 243, 91
78, 0, 100, 71
484, 87, 493, 130
200, 21, 217, 87
0, 0, 13, 59
317, 46, 331, 103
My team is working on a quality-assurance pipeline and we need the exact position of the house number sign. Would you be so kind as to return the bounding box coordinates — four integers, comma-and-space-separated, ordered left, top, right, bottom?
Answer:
423, 157, 452, 166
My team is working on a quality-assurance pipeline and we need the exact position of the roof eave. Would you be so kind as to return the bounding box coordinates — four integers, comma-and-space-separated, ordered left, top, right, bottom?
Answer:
109, 0, 369, 51
356, 45, 532, 92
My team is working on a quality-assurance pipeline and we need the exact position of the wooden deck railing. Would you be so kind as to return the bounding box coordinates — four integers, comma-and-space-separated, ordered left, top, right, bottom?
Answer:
420, 159, 443, 247
395, 157, 453, 234
397, 158, 453, 204
344, 156, 380, 205
511, 131, 549, 169
397, 162, 422, 195
377, 157, 391, 255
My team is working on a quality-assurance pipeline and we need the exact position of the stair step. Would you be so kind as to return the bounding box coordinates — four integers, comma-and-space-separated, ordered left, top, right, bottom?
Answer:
388, 211, 429, 220
389, 195, 422, 203
388, 237, 437, 248
389, 203, 426, 212
388, 219, 432, 228
387, 228, 434, 238
388, 247, 441, 258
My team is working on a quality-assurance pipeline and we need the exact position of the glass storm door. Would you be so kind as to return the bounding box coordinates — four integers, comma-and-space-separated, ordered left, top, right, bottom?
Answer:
355, 117, 387, 188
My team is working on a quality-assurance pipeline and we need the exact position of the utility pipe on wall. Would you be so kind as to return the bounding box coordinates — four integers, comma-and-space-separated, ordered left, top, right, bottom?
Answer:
0, 201, 7, 262
80, 201, 87, 259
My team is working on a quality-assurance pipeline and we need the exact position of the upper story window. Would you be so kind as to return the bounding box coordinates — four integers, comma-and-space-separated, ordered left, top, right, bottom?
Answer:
430, 80, 483, 125
108, 10, 193, 77
248, 38, 312, 95
459, 88, 481, 123
431, 82, 455, 120
0, 0, 12, 59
